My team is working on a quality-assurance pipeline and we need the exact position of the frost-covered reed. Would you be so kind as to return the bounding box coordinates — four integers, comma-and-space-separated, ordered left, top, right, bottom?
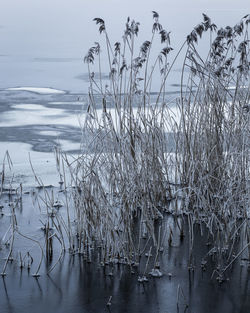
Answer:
65, 12, 249, 278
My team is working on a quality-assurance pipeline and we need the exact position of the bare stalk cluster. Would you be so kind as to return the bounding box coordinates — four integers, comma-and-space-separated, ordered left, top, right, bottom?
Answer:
68, 12, 249, 275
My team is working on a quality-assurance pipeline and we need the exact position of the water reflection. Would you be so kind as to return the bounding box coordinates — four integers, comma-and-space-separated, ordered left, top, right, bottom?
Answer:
0, 234, 249, 313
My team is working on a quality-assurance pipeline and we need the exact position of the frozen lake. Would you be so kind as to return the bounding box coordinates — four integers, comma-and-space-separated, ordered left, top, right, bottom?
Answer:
0, 1, 249, 313
0, 87, 181, 187
0, 88, 86, 187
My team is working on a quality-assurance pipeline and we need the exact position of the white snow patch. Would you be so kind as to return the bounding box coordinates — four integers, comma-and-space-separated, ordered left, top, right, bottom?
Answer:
6, 87, 66, 94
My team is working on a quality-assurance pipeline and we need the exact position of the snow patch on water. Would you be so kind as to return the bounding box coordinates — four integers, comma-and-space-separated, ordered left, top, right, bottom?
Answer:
6, 87, 66, 94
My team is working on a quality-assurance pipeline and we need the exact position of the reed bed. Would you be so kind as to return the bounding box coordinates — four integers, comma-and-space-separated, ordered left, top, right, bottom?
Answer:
0, 13, 249, 281
64, 12, 249, 279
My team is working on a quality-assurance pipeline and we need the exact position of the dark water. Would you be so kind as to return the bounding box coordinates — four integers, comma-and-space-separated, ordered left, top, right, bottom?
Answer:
1, 258, 248, 313
0, 189, 249, 313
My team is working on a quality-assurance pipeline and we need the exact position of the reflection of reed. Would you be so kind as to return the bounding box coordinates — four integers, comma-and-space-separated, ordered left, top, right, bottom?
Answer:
47, 274, 63, 303
34, 275, 43, 297
1, 276, 14, 313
